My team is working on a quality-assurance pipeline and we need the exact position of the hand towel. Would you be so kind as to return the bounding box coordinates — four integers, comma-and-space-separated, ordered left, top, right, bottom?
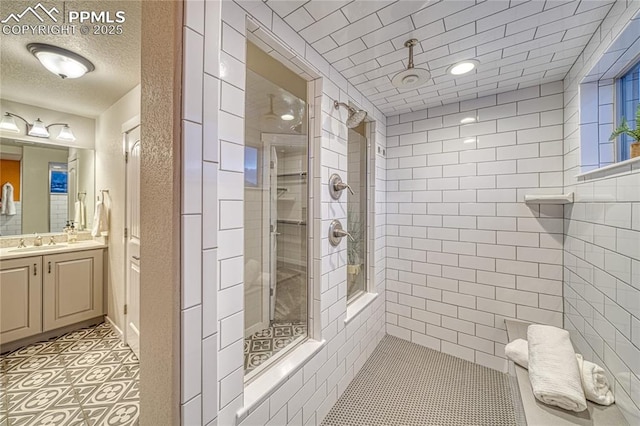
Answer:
528, 325, 587, 412
1, 182, 16, 215
91, 200, 109, 237
575, 354, 615, 406
505, 338, 615, 406
74, 200, 86, 230
505, 338, 529, 369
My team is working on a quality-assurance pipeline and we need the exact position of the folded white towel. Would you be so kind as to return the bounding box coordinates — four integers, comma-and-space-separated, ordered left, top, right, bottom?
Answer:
506, 338, 615, 406
528, 325, 587, 412
74, 200, 86, 230
1, 182, 16, 216
505, 338, 529, 368
575, 354, 615, 406
91, 201, 109, 237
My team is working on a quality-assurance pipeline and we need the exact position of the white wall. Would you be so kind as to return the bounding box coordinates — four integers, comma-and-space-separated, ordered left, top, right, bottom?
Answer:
95, 84, 141, 334
385, 83, 565, 372
562, 2, 640, 422
180, 1, 387, 424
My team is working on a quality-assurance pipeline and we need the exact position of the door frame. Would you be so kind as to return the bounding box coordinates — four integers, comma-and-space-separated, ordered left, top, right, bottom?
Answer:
122, 115, 140, 346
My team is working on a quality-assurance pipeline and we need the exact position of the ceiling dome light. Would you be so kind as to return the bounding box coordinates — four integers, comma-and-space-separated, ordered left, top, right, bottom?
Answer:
460, 117, 476, 124
281, 113, 295, 121
27, 43, 95, 79
448, 60, 479, 76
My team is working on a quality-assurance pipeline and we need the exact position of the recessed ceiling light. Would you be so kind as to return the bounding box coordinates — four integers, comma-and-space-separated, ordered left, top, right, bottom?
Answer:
463, 138, 476, 144
460, 117, 476, 124
448, 60, 479, 76
27, 43, 95, 79
281, 113, 295, 121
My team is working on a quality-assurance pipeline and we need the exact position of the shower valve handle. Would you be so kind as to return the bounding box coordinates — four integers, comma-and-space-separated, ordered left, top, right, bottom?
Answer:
334, 181, 355, 195
334, 228, 355, 242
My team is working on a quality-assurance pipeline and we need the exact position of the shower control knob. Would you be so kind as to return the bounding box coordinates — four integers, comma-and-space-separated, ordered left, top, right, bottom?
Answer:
328, 219, 354, 246
329, 173, 354, 199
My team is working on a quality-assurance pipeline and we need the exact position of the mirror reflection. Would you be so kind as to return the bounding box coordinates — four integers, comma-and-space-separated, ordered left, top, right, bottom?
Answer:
0, 138, 94, 236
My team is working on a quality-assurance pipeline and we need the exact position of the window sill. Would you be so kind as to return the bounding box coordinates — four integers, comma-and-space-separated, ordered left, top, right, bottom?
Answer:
238, 339, 326, 424
576, 156, 640, 181
345, 292, 378, 325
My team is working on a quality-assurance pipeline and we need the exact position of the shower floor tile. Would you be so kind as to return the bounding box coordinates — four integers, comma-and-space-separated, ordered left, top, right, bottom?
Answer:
321, 335, 516, 426
0, 322, 139, 426
244, 322, 307, 373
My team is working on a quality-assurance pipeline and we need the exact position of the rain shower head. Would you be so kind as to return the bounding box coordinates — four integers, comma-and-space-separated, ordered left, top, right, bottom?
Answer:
333, 101, 367, 128
391, 39, 431, 89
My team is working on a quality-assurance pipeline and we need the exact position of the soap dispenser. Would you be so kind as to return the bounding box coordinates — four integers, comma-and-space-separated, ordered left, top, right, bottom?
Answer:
68, 224, 78, 243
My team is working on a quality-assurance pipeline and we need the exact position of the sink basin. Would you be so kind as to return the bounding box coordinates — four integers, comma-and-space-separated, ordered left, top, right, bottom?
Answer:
8, 244, 67, 253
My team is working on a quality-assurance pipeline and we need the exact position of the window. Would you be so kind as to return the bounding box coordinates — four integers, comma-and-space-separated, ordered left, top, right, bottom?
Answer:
617, 60, 640, 161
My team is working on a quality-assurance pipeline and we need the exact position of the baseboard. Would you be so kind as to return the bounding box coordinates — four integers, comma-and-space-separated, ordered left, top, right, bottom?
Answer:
105, 315, 124, 341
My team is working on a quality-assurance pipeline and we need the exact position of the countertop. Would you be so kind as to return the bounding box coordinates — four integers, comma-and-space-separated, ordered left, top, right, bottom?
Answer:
0, 240, 107, 261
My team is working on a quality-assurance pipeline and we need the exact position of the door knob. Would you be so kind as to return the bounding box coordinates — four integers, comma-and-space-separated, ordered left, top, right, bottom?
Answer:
329, 174, 354, 199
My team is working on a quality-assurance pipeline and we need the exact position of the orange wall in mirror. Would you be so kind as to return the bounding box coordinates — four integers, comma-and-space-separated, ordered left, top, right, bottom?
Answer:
0, 160, 21, 201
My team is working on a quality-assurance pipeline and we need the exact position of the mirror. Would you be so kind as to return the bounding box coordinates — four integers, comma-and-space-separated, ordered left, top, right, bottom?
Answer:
0, 137, 94, 236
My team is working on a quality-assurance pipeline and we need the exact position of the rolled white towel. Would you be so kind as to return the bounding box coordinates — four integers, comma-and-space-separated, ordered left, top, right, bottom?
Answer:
505, 338, 529, 369
505, 338, 615, 406
575, 354, 615, 406
528, 325, 587, 412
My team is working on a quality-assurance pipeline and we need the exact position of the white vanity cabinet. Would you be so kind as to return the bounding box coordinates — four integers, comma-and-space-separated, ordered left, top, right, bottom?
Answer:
0, 243, 106, 348
0, 257, 42, 344
43, 249, 104, 331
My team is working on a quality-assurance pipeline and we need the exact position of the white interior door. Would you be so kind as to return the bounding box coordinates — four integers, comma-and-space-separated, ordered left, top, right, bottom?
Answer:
125, 126, 141, 358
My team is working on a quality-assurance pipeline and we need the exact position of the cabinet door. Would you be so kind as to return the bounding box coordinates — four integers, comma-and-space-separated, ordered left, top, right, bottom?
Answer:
43, 250, 104, 331
0, 257, 42, 345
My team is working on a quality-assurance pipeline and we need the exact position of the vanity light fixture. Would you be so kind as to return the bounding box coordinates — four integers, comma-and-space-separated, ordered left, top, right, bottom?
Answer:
448, 60, 479, 76
460, 117, 477, 124
27, 43, 95, 79
0, 112, 76, 141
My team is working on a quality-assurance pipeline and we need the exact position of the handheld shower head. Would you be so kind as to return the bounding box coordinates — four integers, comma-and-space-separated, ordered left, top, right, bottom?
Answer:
334, 101, 367, 128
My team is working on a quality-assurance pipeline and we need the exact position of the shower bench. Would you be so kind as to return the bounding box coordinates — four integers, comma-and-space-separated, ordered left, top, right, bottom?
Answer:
504, 319, 629, 426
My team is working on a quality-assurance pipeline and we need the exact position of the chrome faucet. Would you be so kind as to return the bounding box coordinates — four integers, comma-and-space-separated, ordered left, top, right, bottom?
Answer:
34, 234, 43, 247
17, 238, 26, 248
48, 236, 56, 245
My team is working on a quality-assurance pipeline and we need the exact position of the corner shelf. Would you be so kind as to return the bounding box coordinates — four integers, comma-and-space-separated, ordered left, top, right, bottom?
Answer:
524, 193, 574, 205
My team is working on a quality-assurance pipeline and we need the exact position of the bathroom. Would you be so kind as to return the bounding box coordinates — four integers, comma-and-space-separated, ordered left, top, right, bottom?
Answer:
2, 0, 640, 425
0, 1, 142, 423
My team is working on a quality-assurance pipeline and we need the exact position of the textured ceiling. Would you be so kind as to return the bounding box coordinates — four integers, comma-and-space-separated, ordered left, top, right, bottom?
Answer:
264, 0, 616, 116
0, 0, 140, 117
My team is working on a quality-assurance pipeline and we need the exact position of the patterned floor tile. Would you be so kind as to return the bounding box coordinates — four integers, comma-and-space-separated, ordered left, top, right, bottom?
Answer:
1, 322, 139, 425
244, 322, 307, 373
82, 381, 132, 407
31, 408, 82, 426
101, 402, 139, 426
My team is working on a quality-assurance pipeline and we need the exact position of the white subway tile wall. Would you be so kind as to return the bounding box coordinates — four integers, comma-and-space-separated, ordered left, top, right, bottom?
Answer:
563, 2, 640, 423
180, 1, 386, 425
0, 201, 21, 236
385, 83, 565, 373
